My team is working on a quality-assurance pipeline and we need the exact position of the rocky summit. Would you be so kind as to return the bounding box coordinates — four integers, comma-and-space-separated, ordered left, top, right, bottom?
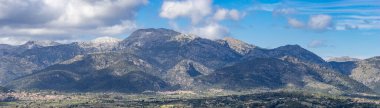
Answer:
0, 28, 378, 95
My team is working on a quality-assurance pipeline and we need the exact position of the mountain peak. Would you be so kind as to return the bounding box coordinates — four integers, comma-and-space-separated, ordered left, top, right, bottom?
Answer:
222, 37, 256, 55
271, 44, 327, 65
91, 36, 121, 44
277, 44, 302, 49
126, 28, 181, 40
134, 28, 178, 33
21, 40, 60, 49
23, 40, 60, 46
77, 37, 121, 51
121, 28, 184, 48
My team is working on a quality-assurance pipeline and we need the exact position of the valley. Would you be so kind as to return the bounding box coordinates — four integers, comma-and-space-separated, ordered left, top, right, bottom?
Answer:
1, 89, 380, 107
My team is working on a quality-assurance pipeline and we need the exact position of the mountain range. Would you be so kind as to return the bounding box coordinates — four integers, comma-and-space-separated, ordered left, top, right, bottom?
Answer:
0, 28, 378, 94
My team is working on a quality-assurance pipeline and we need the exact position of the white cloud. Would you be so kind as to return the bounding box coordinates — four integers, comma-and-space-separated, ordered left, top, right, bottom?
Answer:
213, 8, 229, 21
335, 19, 380, 30
0, 0, 56, 25
287, 18, 304, 28
229, 9, 242, 21
308, 14, 333, 30
47, 0, 148, 27
191, 23, 229, 40
160, 0, 212, 24
273, 8, 297, 15
0, 37, 27, 45
0, 0, 147, 27
16, 28, 65, 36
95, 20, 137, 35
213, 8, 243, 21
0, 27, 65, 36
287, 15, 334, 31
159, 0, 245, 40
0, 0, 147, 45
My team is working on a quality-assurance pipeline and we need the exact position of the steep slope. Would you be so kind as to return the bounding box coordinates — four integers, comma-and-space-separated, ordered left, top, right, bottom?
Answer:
243, 45, 326, 64
6, 28, 242, 91
164, 60, 214, 88
0, 43, 85, 85
7, 52, 172, 93
119, 28, 242, 87
349, 57, 380, 93
217, 37, 256, 55
201, 58, 313, 89
200, 57, 372, 93
329, 61, 357, 75
120, 28, 241, 70
279, 56, 370, 94
0, 56, 38, 84
0, 44, 14, 50
0, 44, 17, 56
3, 28, 373, 94
18, 43, 85, 67
0, 37, 122, 84
280, 56, 372, 94
203, 45, 373, 93
328, 57, 380, 93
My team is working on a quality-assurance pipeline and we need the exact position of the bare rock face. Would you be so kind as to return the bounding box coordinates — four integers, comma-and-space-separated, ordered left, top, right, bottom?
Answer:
165, 60, 213, 88
219, 37, 256, 55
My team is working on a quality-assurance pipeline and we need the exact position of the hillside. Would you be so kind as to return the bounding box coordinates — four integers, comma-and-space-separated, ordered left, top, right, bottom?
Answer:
4, 28, 374, 94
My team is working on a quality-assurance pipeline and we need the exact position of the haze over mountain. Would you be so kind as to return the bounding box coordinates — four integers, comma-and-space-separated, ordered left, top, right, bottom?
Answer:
0, 28, 377, 94
328, 56, 361, 62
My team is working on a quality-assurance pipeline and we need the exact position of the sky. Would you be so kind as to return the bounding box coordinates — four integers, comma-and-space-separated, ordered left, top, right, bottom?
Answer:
0, 0, 379, 59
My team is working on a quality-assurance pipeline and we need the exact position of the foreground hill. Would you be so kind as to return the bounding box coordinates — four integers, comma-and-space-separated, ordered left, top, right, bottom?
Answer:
331, 57, 380, 93
0, 37, 122, 84
201, 47, 371, 93
7, 53, 172, 93
4, 28, 374, 94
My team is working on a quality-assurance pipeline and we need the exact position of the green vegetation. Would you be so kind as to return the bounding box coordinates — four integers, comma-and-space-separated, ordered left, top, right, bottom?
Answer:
1, 90, 379, 107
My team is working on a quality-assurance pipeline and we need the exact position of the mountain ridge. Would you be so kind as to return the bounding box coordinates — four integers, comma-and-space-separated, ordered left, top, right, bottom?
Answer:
1, 28, 377, 94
